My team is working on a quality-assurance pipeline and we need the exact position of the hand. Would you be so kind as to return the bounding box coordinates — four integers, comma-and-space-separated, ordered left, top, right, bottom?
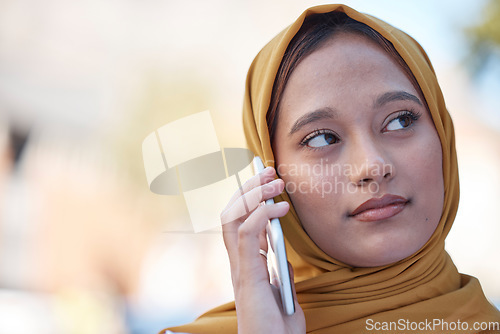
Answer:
221, 166, 305, 334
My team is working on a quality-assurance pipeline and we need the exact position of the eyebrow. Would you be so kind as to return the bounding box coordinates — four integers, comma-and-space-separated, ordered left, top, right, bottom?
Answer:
374, 91, 422, 108
287, 91, 422, 137
289, 107, 338, 136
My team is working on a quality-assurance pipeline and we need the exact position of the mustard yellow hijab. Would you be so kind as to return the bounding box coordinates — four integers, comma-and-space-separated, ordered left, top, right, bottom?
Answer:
165, 4, 500, 333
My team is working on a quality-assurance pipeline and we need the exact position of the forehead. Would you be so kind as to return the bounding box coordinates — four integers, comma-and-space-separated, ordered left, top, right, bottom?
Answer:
278, 32, 419, 120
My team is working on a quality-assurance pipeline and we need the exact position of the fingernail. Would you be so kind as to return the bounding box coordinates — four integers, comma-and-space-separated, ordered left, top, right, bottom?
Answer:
276, 201, 288, 207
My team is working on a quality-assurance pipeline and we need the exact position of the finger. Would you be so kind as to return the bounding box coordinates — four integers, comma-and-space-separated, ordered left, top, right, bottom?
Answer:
270, 267, 279, 288
258, 226, 269, 282
237, 202, 289, 277
227, 201, 288, 290
221, 179, 284, 261
258, 222, 268, 253
221, 178, 284, 227
224, 166, 276, 210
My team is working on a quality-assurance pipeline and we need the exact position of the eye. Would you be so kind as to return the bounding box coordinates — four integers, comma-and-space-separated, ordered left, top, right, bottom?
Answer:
383, 110, 422, 132
301, 129, 339, 148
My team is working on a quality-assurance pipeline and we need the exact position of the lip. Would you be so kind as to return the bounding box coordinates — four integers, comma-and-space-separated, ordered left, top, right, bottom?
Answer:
349, 194, 409, 222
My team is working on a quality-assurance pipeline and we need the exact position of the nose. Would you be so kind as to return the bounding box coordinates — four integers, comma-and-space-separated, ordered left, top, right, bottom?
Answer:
346, 136, 395, 186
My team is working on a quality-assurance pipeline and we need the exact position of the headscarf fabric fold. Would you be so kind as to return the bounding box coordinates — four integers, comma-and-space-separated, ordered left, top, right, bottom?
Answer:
165, 4, 500, 333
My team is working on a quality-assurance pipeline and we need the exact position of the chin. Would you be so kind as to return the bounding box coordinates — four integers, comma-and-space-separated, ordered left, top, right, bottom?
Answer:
351, 255, 405, 268
340, 243, 419, 268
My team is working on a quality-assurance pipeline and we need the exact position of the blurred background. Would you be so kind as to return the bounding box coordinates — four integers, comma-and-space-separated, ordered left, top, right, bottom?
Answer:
0, 0, 499, 333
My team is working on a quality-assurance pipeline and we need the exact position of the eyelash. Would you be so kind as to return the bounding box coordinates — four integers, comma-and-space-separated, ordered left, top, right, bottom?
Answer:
298, 109, 422, 150
299, 129, 339, 149
383, 109, 422, 132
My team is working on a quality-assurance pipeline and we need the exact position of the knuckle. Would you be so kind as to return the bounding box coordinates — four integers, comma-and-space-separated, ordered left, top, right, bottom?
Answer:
236, 206, 266, 240
246, 183, 261, 199
251, 204, 267, 220
237, 223, 252, 239
262, 183, 275, 199
241, 173, 262, 193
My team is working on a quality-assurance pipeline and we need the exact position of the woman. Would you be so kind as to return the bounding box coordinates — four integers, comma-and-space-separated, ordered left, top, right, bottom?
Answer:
163, 4, 500, 334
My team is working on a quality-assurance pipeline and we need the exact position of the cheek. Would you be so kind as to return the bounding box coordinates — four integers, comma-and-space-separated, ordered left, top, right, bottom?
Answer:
401, 127, 444, 231
425, 134, 445, 219
278, 163, 347, 237
280, 168, 343, 210
407, 130, 443, 190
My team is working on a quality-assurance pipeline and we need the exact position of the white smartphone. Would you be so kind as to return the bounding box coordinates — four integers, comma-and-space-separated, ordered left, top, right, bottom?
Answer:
252, 156, 295, 316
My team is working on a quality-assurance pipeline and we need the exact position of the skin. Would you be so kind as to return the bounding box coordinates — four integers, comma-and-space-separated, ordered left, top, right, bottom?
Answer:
221, 170, 305, 334
273, 32, 444, 267
221, 31, 444, 333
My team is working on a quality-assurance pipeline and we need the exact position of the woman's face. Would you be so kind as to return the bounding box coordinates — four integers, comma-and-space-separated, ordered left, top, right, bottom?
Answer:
273, 32, 444, 267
